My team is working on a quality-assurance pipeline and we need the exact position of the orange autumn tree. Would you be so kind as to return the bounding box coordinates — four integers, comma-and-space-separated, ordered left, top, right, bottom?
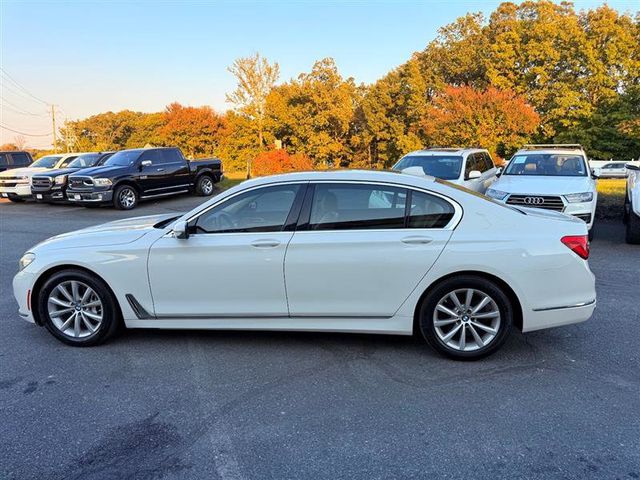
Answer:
251, 149, 313, 176
421, 86, 540, 161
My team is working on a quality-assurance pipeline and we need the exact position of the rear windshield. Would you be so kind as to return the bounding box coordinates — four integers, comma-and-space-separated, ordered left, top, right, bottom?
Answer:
505, 153, 587, 177
435, 179, 525, 215
393, 155, 463, 180
30, 155, 62, 168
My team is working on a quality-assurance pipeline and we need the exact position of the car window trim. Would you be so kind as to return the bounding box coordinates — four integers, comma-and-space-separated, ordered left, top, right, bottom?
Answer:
188, 182, 309, 235
295, 180, 461, 232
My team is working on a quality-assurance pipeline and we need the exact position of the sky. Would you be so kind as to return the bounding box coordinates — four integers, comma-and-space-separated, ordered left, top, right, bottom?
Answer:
1, 0, 637, 148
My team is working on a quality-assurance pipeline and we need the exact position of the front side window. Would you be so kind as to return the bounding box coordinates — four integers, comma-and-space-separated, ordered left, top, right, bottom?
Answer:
465, 153, 484, 177
408, 191, 455, 228
104, 150, 141, 166
59, 156, 78, 167
68, 154, 100, 168
309, 183, 406, 230
482, 153, 494, 171
504, 154, 587, 177
194, 184, 301, 233
30, 155, 62, 168
393, 155, 463, 180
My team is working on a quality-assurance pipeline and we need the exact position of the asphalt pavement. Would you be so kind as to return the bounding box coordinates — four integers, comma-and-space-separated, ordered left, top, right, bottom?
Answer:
1, 193, 639, 480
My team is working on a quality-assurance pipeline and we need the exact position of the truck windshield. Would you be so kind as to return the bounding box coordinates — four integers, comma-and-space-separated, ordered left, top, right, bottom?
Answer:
30, 155, 62, 168
393, 155, 463, 180
504, 154, 587, 177
103, 151, 141, 166
68, 153, 101, 168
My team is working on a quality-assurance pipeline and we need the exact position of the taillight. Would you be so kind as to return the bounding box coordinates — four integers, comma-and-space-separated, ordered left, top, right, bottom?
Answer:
561, 235, 589, 260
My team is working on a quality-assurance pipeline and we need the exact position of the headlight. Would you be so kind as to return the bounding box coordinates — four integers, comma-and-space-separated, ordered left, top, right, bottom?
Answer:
93, 178, 112, 187
565, 192, 593, 203
485, 188, 509, 200
54, 175, 67, 185
19, 253, 35, 271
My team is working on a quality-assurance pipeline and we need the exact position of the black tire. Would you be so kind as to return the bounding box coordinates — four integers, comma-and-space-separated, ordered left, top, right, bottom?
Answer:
626, 206, 640, 245
623, 193, 630, 225
37, 269, 122, 347
8, 197, 24, 203
195, 174, 215, 196
113, 184, 139, 210
418, 275, 513, 360
588, 228, 594, 242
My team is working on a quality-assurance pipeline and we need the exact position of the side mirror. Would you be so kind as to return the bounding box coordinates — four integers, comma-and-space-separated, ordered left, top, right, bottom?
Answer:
591, 168, 600, 179
467, 170, 482, 180
496, 167, 503, 177
173, 220, 189, 239
140, 160, 152, 169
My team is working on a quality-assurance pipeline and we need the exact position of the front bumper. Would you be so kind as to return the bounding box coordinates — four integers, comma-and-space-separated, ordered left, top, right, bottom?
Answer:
66, 190, 113, 203
499, 196, 596, 229
0, 183, 32, 199
32, 187, 67, 202
13, 269, 37, 324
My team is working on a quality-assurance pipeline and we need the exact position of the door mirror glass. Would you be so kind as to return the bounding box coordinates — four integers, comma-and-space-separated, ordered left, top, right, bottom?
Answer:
141, 160, 152, 168
173, 220, 189, 239
591, 168, 601, 179
467, 170, 482, 180
496, 167, 503, 177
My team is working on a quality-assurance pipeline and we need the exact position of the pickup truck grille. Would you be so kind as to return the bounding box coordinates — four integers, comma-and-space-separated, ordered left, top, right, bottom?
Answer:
506, 194, 565, 212
31, 176, 52, 189
69, 176, 94, 189
0, 176, 28, 187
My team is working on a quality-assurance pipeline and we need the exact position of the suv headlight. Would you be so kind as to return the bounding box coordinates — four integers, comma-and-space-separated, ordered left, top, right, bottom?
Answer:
93, 178, 112, 187
54, 175, 67, 185
486, 188, 509, 200
19, 253, 35, 271
565, 192, 593, 203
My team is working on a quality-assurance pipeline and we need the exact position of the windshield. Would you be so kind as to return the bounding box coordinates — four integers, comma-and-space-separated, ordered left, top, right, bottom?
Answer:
68, 153, 102, 168
103, 150, 140, 166
504, 153, 587, 177
31, 155, 62, 168
393, 155, 463, 180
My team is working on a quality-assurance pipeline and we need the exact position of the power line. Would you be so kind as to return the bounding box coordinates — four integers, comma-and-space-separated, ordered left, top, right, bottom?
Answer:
1, 98, 47, 116
0, 68, 49, 105
0, 123, 51, 137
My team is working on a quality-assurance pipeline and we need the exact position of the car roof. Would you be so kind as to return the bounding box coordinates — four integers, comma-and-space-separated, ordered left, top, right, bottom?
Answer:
514, 148, 586, 156
404, 148, 487, 156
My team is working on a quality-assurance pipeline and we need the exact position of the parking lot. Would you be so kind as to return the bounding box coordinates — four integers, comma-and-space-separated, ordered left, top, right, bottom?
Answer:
1, 193, 639, 480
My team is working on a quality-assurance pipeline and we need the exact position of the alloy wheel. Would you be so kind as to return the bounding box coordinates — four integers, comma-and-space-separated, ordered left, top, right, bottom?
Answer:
201, 177, 213, 195
432, 288, 501, 352
119, 188, 136, 208
47, 280, 103, 338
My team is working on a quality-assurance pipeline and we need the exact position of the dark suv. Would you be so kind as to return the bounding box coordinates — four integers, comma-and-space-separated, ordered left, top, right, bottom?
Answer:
31, 152, 114, 203
0, 151, 33, 173
66, 147, 222, 209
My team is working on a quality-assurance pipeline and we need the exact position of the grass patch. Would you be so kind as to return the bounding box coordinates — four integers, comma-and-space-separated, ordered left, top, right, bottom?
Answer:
217, 171, 246, 191
596, 178, 626, 220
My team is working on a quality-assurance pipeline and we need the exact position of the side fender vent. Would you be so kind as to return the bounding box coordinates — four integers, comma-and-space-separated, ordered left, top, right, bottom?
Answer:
126, 294, 155, 319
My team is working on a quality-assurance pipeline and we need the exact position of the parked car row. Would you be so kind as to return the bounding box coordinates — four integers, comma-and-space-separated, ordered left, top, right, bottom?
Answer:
0, 147, 223, 209
589, 159, 630, 178
393, 144, 599, 239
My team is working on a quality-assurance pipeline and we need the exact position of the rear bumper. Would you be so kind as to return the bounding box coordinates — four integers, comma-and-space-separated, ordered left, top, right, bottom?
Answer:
523, 300, 596, 332
0, 184, 32, 198
66, 190, 113, 203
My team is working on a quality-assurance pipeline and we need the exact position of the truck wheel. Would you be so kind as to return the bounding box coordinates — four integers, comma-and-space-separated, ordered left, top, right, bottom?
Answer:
195, 175, 214, 196
113, 185, 138, 210
626, 206, 640, 245
8, 197, 25, 203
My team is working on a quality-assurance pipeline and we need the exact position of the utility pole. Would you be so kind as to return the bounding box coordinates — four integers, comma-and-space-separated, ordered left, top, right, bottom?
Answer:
50, 104, 58, 152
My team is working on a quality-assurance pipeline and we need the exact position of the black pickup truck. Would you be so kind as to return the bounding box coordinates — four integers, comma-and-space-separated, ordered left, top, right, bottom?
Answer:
31, 152, 114, 203
66, 147, 223, 209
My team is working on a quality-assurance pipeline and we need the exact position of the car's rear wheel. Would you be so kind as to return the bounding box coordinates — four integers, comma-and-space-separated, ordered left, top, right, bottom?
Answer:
37, 269, 121, 346
113, 185, 138, 210
418, 275, 512, 360
195, 174, 214, 196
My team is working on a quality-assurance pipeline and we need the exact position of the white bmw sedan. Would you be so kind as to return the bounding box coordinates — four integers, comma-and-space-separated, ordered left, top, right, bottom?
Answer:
13, 170, 596, 360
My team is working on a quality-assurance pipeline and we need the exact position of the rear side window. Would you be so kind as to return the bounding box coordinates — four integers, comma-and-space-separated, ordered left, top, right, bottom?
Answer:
309, 184, 407, 230
160, 149, 182, 164
11, 153, 31, 166
59, 156, 77, 167
408, 191, 455, 228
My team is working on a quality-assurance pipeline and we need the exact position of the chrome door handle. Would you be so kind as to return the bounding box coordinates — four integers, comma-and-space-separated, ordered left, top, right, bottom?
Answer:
156, 168, 165, 172
251, 239, 281, 248
401, 236, 433, 245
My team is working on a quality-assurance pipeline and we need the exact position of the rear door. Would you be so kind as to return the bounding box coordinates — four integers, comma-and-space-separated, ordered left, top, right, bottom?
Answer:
284, 182, 458, 317
154, 149, 190, 193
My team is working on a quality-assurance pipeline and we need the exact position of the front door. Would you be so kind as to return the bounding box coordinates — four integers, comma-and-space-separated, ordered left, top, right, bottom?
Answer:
148, 183, 306, 317
285, 183, 456, 317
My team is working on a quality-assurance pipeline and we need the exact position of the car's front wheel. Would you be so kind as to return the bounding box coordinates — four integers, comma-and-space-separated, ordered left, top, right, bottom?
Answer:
113, 185, 138, 210
418, 275, 513, 360
8, 197, 24, 203
37, 269, 121, 346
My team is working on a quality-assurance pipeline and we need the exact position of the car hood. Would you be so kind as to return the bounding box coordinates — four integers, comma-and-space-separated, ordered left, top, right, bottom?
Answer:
493, 175, 593, 195
71, 165, 129, 178
32, 167, 82, 178
31, 213, 178, 251
0, 167, 51, 178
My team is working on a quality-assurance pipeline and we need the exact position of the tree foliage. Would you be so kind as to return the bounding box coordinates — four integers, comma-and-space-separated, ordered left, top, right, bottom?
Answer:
251, 149, 313, 176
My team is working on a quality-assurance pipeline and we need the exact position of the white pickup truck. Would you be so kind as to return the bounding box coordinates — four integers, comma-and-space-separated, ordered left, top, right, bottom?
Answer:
624, 161, 640, 244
